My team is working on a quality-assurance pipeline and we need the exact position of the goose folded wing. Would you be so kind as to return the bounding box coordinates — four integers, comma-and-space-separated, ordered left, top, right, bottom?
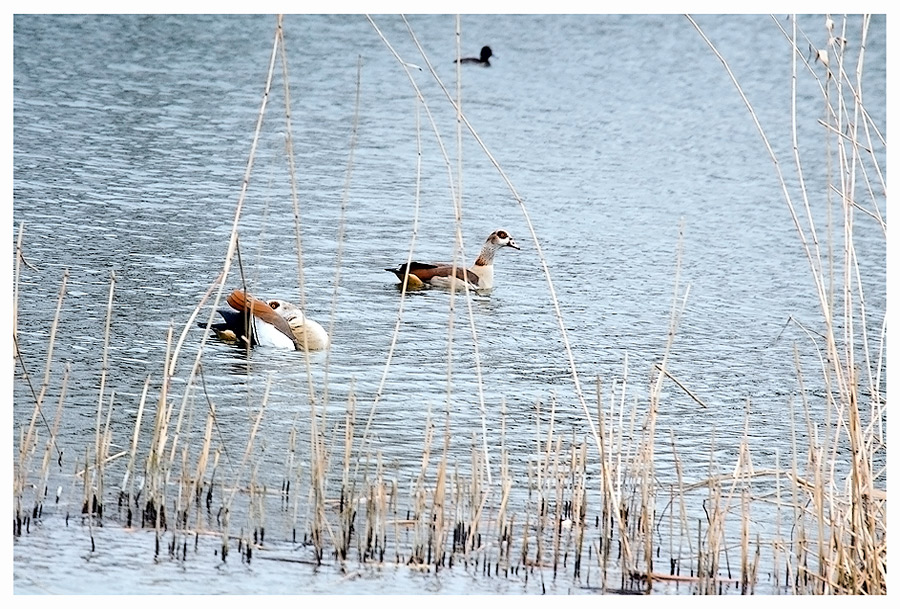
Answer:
409, 264, 480, 286
227, 289, 300, 347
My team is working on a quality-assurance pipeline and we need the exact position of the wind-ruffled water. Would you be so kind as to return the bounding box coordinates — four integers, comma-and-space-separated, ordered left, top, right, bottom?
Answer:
13, 14, 886, 594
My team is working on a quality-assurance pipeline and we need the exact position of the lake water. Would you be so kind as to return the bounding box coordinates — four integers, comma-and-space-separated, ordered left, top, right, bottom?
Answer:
12, 14, 886, 595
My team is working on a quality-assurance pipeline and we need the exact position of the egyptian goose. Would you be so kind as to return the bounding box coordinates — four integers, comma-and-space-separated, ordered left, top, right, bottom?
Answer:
386, 230, 520, 291
206, 289, 329, 351
456, 45, 494, 66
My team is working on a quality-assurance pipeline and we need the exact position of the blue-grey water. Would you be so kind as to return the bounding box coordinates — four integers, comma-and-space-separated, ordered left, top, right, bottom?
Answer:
12, 14, 886, 594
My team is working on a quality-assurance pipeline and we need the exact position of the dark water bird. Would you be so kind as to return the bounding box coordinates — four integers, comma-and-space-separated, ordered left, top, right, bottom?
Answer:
456, 45, 494, 66
204, 289, 329, 350
386, 230, 520, 291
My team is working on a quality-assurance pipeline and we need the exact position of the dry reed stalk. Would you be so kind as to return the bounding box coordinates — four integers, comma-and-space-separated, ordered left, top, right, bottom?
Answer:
635, 228, 689, 589
690, 15, 835, 353
450, 465, 464, 558
13, 385, 42, 531
562, 440, 577, 573
94, 271, 115, 473
519, 509, 531, 572
307, 394, 341, 564
360, 452, 376, 561
360, 454, 374, 561
188, 399, 215, 533
749, 538, 761, 594
740, 488, 750, 593
10, 229, 54, 519
550, 436, 565, 577
307, 387, 324, 562
431, 417, 450, 568
653, 364, 707, 409
527, 398, 545, 569
708, 437, 748, 594
273, 16, 320, 410
11, 222, 24, 320
613, 363, 638, 564
808, 403, 831, 590
144, 325, 174, 533
593, 379, 612, 591
122, 375, 151, 527
633, 431, 654, 587
666, 430, 692, 578
87, 272, 116, 523
366, 451, 389, 562
356, 84, 423, 476
163, 364, 203, 479
495, 400, 514, 575
282, 424, 298, 511
463, 439, 491, 558
275, 15, 305, 312
454, 13, 463, 215
696, 442, 723, 595
208, 449, 222, 530
538, 434, 561, 571
338, 391, 357, 561
183, 447, 199, 536
410, 477, 427, 565
15, 269, 68, 529
787, 395, 804, 594
572, 442, 588, 580
290, 453, 305, 544
786, 371, 809, 593
322, 54, 362, 413
408, 405, 434, 565
13, 220, 28, 343
20, 270, 68, 460
450, 211, 494, 488
772, 448, 784, 592
174, 447, 190, 542
250, 464, 267, 552
389, 477, 401, 564
81, 448, 97, 552
90, 389, 116, 520
35, 364, 68, 520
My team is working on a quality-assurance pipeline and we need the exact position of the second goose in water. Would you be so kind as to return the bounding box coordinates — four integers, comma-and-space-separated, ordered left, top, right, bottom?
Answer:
386, 229, 520, 291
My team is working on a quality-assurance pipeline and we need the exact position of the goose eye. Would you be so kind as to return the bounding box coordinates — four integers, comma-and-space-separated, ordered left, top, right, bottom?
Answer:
269, 301, 280, 309
497, 230, 507, 239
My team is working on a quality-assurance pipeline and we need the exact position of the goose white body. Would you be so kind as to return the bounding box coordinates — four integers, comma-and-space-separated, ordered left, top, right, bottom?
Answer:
252, 315, 298, 350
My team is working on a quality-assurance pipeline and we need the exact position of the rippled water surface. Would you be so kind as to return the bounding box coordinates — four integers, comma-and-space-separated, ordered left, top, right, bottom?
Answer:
13, 14, 886, 594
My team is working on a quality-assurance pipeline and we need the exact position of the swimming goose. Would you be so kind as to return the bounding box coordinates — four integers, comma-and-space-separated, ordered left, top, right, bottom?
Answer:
206, 289, 329, 351
456, 45, 494, 66
386, 230, 520, 291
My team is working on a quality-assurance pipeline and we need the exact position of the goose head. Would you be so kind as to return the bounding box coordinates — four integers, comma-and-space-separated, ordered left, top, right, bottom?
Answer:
269, 299, 330, 350
487, 229, 520, 251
